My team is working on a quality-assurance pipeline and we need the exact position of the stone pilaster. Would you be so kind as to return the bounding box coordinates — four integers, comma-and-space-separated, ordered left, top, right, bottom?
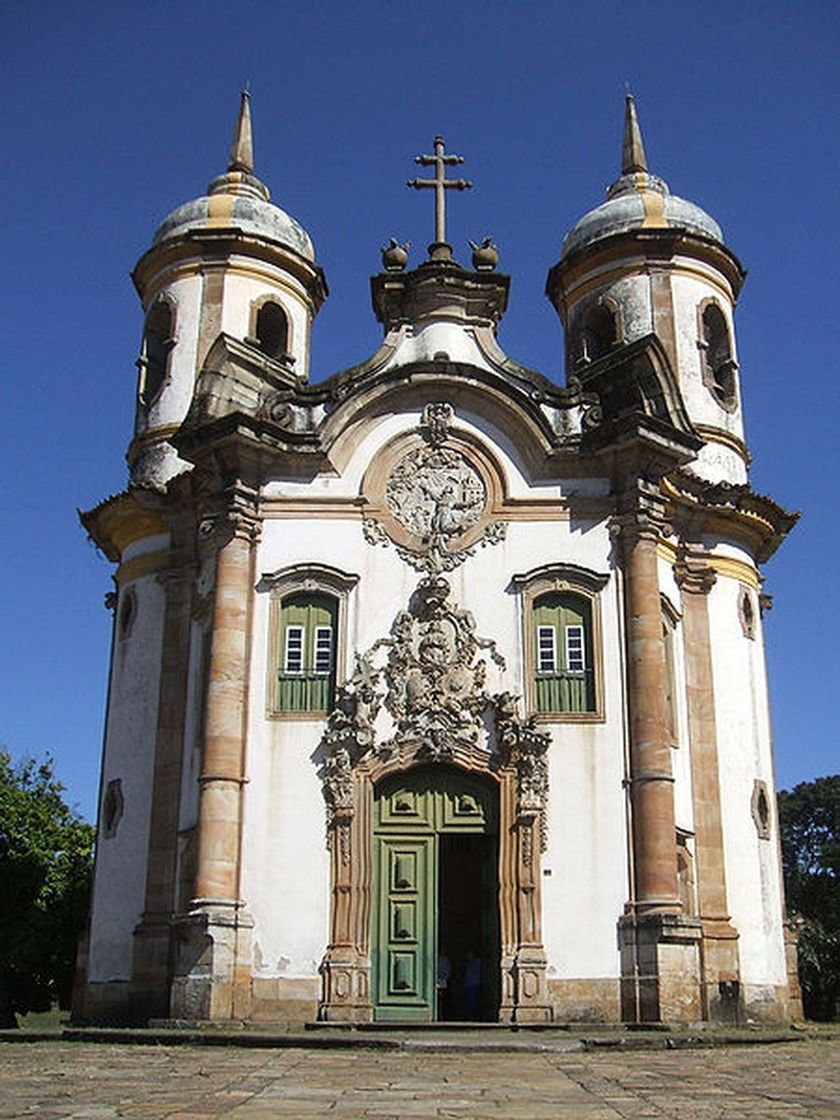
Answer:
511, 807, 551, 1022
319, 774, 373, 1022
131, 557, 193, 1022
675, 547, 742, 1022
170, 498, 258, 1022
617, 487, 701, 1023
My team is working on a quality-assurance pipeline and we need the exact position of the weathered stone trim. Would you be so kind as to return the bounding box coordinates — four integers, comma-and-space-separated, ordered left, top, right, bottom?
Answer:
675, 546, 742, 1021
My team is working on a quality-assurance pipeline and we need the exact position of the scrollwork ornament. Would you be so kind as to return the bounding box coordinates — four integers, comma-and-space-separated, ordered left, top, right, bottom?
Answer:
362, 518, 389, 548
493, 692, 550, 852
318, 579, 549, 850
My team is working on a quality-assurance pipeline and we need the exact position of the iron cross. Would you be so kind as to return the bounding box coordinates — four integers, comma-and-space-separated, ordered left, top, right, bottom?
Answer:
408, 136, 473, 247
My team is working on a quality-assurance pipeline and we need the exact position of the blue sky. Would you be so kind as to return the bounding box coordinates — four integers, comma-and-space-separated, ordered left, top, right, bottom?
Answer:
1, 2, 837, 821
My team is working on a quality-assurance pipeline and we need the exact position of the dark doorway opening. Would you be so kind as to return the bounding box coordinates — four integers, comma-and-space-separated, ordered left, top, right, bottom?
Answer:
437, 832, 500, 1021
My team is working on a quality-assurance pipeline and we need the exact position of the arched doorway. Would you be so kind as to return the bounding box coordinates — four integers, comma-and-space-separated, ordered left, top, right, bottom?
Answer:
372, 765, 500, 1022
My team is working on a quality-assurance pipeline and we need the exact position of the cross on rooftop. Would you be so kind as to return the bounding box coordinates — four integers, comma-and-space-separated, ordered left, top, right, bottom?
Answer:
408, 136, 473, 258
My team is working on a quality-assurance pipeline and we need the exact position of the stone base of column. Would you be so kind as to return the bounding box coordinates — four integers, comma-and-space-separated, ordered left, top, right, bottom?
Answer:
698, 916, 743, 1023
619, 912, 702, 1024
130, 916, 175, 1022
498, 950, 517, 1023
169, 901, 253, 1022
511, 947, 553, 1023
318, 949, 372, 1022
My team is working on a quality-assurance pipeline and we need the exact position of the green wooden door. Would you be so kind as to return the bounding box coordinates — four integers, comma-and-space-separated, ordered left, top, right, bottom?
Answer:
372, 767, 497, 1022
373, 836, 436, 1021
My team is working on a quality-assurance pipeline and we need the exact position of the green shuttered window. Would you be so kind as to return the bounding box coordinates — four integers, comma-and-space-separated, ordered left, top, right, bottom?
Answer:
533, 592, 595, 714
276, 592, 337, 713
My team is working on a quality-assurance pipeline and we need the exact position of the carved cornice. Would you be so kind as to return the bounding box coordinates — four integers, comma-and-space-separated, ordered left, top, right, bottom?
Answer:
511, 562, 610, 595
257, 562, 359, 597
79, 489, 171, 563
673, 545, 717, 595
611, 477, 671, 547
666, 471, 799, 564
197, 483, 261, 549
371, 257, 510, 331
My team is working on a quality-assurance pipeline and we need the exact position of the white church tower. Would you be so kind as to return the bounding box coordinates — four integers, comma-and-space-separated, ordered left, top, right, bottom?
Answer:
78, 95, 800, 1027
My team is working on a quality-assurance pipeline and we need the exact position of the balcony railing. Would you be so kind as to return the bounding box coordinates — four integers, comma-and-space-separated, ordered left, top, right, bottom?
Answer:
535, 670, 594, 714
277, 672, 334, 713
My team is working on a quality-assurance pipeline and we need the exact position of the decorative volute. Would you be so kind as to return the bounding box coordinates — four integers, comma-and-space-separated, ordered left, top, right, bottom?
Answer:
546, 96, 751, 486
128, 92, 327, 487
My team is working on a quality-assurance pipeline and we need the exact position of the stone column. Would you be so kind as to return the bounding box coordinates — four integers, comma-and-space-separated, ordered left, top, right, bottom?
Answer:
171, 505, 257, 1022
621, 516, 680, 912
617, 495, 701, 1023
675, 550, 741, 1022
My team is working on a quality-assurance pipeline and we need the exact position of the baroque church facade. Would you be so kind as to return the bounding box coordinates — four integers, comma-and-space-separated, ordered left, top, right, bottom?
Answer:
78, 94, 800, 1026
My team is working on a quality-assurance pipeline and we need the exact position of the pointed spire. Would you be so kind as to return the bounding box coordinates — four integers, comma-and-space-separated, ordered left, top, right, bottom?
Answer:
228, 89, 254, 175
621, 93, 648, 175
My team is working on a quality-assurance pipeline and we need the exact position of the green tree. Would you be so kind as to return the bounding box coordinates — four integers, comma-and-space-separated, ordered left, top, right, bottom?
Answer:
0, 752, 95, 1028
778, 775, 840, 1021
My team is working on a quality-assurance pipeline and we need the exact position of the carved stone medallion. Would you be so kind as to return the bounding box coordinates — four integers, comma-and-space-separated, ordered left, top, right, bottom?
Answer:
386, 446, 486, 544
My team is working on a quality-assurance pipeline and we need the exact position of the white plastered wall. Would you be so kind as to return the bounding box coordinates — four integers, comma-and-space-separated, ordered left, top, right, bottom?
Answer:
671, 267, 747, 485
541, 549, 627, 982
220, 261, 312, 375
707, 556, 787, 993
241, 405, 627, 986
141, 271, 203, 434
87, 570, 166, 982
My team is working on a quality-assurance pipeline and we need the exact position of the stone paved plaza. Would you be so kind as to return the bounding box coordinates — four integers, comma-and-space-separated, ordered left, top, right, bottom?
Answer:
1, 1039, 838, 1119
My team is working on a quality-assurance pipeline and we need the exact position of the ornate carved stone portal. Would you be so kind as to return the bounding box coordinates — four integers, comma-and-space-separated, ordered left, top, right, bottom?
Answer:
318, 570, 552, 1022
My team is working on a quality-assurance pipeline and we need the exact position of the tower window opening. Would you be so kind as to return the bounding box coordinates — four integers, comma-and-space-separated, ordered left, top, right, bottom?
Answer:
578, 302, 618, 364
139, 299, 174, 406
255, 301, 289, 360
700, 302, 737, 409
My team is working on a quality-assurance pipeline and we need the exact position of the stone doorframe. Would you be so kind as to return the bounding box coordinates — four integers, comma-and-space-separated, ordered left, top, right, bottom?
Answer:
319, 743, 551, 1023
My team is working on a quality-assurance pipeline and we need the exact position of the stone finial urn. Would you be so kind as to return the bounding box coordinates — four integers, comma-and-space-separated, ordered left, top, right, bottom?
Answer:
469, 237, 498, 271
381, 237, 410, 271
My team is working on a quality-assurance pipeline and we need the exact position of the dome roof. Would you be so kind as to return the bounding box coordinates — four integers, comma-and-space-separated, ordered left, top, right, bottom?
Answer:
152, 177, 315, 260
561, 96, 724, 260
151, 92, 315, 262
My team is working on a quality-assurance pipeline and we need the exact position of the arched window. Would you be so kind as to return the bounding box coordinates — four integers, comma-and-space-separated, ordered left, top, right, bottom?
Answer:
514, 564, 608, 721
262, 564, 358, 719
276, 592, 337, 713
139, 299, 174, 405
533, 591, 595, 714
255, 301, 288, 360
699, 302, 737, 409
579, 302, 618, 363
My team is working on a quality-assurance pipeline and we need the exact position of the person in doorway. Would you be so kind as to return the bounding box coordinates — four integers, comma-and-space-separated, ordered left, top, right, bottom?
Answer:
463, 950, 482, 1020
437, 949, 452, 1020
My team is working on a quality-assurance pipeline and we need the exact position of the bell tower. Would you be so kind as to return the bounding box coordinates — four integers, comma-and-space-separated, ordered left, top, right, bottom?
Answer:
129, 91, 327, 486
547, 96, 748, 486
